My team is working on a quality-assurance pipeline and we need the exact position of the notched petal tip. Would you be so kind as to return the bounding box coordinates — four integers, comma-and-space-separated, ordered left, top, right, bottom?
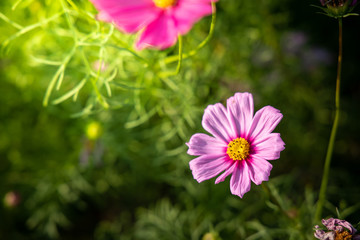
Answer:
252, 133, 285, 161
248, 105, 283, 141
202, 102, 233, 143
229, 162, 252, 198
247, 156, 273, 185
226, 92, 254, 139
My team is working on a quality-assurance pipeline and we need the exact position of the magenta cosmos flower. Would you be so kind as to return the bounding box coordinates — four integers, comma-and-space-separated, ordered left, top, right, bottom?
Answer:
90, 0, 215, 50
186, 92, 285, 198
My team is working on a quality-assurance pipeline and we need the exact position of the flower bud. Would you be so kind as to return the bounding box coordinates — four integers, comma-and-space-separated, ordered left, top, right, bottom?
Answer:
318, 0, 358, 18
320, 0, 357, 7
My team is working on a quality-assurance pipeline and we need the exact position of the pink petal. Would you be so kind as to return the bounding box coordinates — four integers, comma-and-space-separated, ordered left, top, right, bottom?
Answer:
322, 218, 357, 234
226, 92, 254, 139
186, 133, 227, 156
314, 225, 326, 239
247, 156, 273, 185
190, 155, 233, 183
135, 12, 178, 50
252, 133, 285, 160
215, 161, 237, 184
202, 103, 235, 144
247, 106, 283, 142
90, 0, 160, 33
171, 0, 213, 34
230, 161, 252, 198
91, 0, 152, 8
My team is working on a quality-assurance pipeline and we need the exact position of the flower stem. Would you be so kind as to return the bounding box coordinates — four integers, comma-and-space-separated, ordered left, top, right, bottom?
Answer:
175, 34, 183, 75
163, 1, 216, 64
315, 17, 343, 222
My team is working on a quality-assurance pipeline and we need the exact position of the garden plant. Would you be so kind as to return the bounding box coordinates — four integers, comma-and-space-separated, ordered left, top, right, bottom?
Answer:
0, 0, 359, 239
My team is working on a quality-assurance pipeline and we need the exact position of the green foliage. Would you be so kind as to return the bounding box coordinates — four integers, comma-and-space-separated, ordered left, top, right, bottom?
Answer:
1, 0, 360, 239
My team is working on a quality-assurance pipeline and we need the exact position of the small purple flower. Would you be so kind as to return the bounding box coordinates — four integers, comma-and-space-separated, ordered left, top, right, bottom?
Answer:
186, 92, 285, 198
314, 218, 360, 240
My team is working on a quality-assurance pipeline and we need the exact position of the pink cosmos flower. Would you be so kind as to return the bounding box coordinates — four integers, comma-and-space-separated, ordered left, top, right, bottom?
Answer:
314, 218, 360, 240
90, 0, 215, 50
186, 92, 285, 198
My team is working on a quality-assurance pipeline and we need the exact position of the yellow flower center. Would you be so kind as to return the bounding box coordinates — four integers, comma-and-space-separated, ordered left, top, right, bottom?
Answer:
335, 231, 352, 240
153, 0, 177, 8
226, 138, 250, 161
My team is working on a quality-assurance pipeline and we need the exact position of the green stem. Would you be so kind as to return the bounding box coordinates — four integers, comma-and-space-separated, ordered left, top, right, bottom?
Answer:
163, 1, 216, 64
155, 35, 183, 78
314, 17, 342, 222
175, 34, 183, 75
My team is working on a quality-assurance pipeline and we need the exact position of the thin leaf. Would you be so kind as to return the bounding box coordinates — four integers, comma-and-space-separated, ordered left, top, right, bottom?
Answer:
104, 82, 112, 97
43, 65, 65, 106
31, 56, 62, 66
52, 78, 87, 105
2, 12, 63, 49
0, 11, 23, 29
56, 69, 65, 90
110, 81, 143, 90
125, 107, 157, 129
70, 103, 94, 118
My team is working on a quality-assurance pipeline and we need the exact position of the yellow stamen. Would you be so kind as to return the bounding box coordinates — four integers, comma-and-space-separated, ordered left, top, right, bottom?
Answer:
335, 231, 352, 240
153, 0, 177, 8
227, 138, 250, 161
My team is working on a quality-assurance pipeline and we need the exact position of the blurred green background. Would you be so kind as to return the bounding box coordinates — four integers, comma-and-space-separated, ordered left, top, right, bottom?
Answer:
1, 0, 360, 239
